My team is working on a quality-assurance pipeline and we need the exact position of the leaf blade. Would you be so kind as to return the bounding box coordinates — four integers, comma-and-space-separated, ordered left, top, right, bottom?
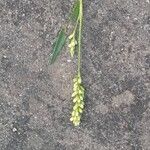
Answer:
50, 29, 67, 64
69, 0, 80, 23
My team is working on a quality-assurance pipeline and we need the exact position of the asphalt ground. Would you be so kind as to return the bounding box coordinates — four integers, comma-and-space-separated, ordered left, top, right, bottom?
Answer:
0, 0, 150, 150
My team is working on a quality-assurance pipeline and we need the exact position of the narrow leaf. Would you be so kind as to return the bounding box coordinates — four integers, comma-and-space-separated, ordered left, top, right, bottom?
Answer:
50, 29, 66, 64
69, 0, 80, 23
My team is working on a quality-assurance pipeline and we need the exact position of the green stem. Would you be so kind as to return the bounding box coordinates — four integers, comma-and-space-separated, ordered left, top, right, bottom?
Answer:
73, 17, 79, 35
78, 0, 83, 76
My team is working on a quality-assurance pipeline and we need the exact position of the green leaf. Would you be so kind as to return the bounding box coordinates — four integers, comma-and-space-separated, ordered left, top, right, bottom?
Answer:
50, 29, 66, 64
69, 0, 80, 23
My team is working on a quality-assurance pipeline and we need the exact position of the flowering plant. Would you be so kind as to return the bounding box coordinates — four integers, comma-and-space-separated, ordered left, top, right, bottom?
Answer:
50, 0, 84, 126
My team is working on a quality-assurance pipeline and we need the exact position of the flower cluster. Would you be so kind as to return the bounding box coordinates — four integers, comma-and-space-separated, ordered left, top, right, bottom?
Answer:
68, 32, 77, 57
70, 74, 84, 126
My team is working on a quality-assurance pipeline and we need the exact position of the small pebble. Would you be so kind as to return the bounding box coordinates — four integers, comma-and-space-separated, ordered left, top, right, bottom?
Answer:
67, 59, 71, 62
12, 128, 17, 132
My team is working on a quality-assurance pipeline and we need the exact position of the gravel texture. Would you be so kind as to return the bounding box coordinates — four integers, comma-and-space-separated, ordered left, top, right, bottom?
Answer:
0, 0, 150, 150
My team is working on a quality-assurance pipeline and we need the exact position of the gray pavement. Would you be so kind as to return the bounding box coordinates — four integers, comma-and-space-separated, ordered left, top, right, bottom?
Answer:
0, 0, 150, 150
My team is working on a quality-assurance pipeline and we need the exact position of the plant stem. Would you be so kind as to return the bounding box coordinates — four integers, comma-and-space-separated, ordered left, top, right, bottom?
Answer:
73, 17, 79, 35
77, 0, 83, 76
